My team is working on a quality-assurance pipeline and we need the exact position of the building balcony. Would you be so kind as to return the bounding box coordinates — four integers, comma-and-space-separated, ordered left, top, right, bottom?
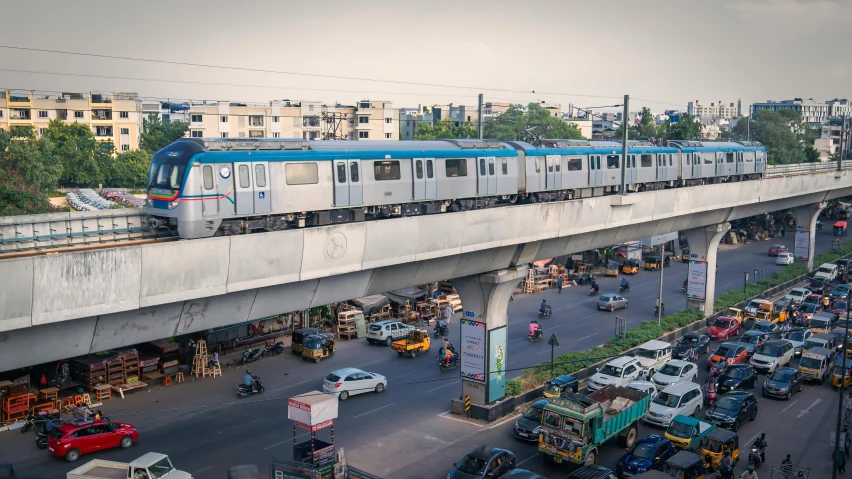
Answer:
92, 111, 113, 121
90, 94, 113, 106
7, 93, 32, 105
94, 127, 114, 137
9, 109, 31, 121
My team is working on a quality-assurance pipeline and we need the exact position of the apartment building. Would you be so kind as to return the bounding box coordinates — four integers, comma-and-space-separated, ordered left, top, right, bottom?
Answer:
750, 98, 834, 124
814, 117, 851, 160
687, 100, 741, 119
141, 101, 190, 124
186, 99, 399, 141
0, 90, 142, 151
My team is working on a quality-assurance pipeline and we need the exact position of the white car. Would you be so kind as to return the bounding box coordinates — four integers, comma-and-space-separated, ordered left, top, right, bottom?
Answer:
322, 367, 387, 401
785, 288, 811, 304
627, 380, 659, 398
776, 252, 794, 265
366, 320, 415, 346
784, 329, 813, 356
750, 339, 795, 374
642, 381, 703, 427
651, 360, 699, 389
587, 357, 642, 392
633, 340, 673, 377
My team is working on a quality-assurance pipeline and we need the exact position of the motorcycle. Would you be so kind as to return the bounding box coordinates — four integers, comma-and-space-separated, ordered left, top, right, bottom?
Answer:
748, 441, 766, 468
434, 323, 448, 338
21, 412, 62, 434
266, 341, 286, 356
241, 345, 268, 364
237, 376, 265, 397
34, 430, 48, 449
705, 380, 717, 406
589, 287, 600, 297
619, 284, 630, 294
714, 465, 734, 479
438, 354, 459, 371
529, 330, 543, 343
709, 361, 727, 381
653, 304, 665, 316
539, 307, 552, 319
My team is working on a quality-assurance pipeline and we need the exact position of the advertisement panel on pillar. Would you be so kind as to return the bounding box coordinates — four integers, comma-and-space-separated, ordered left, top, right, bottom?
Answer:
794, 231, 810, 260
687, 260, 707, 300
460, 319, 486, 382
487, 326, 507, 403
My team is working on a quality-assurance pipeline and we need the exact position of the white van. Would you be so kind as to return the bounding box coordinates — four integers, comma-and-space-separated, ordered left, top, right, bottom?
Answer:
815, 263, 839, 282
642, 381, 703, 427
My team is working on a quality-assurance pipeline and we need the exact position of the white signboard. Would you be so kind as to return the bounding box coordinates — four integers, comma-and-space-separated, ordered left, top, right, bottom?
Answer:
460, 319, 486, 382
795, 231, 810, 260
687, 260, 708, 301
640, 232, 679, 247
287, 391, 339, 426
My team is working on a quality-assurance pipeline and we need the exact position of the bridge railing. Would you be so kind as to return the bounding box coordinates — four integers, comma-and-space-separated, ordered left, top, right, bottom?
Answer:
766, 160, 852, 176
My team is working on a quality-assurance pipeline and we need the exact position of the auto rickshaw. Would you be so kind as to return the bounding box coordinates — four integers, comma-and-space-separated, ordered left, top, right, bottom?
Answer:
621, 258, 640, 275
700, 428, 739, 471
724, 308, 746, 325
665, 415, 716, 451
605, 261, 620, 277
391, 328, 431, 358
644, 255, 662, 271
301, 333, 336, 363
542, 375, 579, 398
833, 358, 852, 388
681, 247, 690, 263
660, 451, 707, 479
291, 327, 321, 355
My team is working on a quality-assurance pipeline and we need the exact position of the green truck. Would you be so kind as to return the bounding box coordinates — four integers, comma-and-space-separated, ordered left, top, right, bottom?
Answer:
538, 385, 650, 466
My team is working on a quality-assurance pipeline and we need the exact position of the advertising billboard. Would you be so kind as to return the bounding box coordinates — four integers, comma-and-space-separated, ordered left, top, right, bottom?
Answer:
460, 319, 486, 382
687, 260, 708, 300
794, 231, 810, 260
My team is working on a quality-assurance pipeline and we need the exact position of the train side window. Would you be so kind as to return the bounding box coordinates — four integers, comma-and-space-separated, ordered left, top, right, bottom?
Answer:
255, 164, 267, 187
535, 157, 541, 173
641, 154, 653, 168
488, 158, 495, 175
202, 165, 214, 190
704, 154, 713, 165
566, 157, 582, 171
374, 160, 401, 181
588, 157, 595, 170
596, 156, 601, 170
501, 158, 508, 175
336, 162, 347, 183
606, 155, 619, 169
445, 159, 467, 177
350, 162, 359, 182
238, 164, 250, 188
415, 159, 423, 179
686, 154, 691, 166
669, 154, 673, 166
555, 159, 560, 172
426, 159, 434, 178
479, 158, 486, 176
285, 162, 319, 185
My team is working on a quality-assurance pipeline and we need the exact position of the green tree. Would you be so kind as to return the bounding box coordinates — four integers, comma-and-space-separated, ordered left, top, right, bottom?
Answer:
804, 146, 821, 163
0, 167, 53, 215
634, 107, 658, 138
0, 126, 61, 193
665, 113, 702, 140
42, 119, 112, 186
484, 103, 585, 141
141, 114, 188, 154
731, 110, 806, 164
414, 119, 478, 140
105, 149, 152, 188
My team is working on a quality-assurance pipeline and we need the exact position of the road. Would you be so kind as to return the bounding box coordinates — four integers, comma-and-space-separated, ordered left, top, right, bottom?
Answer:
0, 228, 839, 478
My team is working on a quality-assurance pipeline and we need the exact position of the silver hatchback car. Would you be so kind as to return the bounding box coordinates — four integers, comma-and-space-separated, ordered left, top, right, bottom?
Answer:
597, 294, 628, 312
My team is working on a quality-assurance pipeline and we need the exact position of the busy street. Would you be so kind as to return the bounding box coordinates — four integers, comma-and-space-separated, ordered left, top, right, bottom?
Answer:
0, 225, 842, 478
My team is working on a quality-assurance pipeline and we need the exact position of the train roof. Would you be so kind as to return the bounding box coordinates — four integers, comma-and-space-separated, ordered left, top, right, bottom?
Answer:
513, 139, 678, 155
669, 140, 765, 152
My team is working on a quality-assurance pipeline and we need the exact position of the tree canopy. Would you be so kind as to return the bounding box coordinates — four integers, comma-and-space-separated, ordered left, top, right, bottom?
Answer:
0, 126, 61, 193
413, 119, 478, 140
484, 103, 585, 141
731, 110, 809, 164
141, 115, 188, 154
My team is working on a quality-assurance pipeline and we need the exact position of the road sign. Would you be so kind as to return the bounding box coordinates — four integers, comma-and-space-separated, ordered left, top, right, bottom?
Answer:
547, 334, 559, 347
464, 310, 475, 318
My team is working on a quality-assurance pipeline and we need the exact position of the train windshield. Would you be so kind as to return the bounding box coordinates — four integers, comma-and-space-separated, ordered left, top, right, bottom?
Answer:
147, 140, 202, 191
148, 162, 185, 190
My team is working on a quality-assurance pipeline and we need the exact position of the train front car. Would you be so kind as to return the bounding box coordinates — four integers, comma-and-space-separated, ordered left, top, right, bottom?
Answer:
146, 139, 207, 238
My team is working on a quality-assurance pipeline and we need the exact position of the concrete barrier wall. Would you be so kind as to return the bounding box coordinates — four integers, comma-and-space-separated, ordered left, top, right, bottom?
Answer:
2, 171, 852, 339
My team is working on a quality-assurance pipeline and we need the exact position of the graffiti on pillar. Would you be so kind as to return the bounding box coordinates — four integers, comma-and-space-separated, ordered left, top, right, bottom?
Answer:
794, 231, 810, 260
687, 260, 707, 301
460, 320, 486, 382
488, 326, 507, 403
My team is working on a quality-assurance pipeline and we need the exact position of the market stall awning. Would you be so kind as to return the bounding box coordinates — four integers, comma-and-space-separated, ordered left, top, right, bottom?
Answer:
385, 286, 429, 304
351, 295, 390, 316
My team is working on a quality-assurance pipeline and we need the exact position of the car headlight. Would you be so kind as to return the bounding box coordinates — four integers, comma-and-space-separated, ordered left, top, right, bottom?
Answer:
534, 426, 541, 434
664, 413, 673, 419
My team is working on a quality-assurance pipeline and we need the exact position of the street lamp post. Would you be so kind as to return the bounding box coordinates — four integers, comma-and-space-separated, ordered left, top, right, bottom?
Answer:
657, 244, 665, 326
742, 272, 749, 301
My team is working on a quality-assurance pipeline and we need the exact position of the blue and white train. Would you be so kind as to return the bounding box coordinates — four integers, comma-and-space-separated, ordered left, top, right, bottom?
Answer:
146, 138, 767, 239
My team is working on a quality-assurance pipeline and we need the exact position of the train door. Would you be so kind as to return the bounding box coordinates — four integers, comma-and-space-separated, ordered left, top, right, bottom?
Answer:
736, 152, 744, 176
589, 155, 602, 186
215, 163, 234, 217
200, 164, 218, 217
545, 155, 557, 189
424, 158, 436, 199
234, 162, 255, 215
626, 155, 637, 184
477, 157, 497, 195
253, 162, 271, 214
333, 160, 350, 207
413, 158, 426, 200
656, 154, 665, 181
348, 160, 362, 205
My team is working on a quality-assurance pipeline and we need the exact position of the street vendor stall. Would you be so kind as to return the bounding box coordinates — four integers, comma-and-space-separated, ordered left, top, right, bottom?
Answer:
288, 391, 339, 478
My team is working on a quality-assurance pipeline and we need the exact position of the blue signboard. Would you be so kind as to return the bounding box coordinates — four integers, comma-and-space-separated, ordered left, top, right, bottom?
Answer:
464, 310, 475, 318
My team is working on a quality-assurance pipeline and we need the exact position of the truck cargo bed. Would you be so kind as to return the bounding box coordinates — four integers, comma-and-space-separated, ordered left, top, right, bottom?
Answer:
80, 466, 126, 479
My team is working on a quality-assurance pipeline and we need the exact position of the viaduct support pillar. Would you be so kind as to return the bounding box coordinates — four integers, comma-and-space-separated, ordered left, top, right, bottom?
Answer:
792, 202, 827, 271
450, 266, 528, 407
684, 223, 731, 317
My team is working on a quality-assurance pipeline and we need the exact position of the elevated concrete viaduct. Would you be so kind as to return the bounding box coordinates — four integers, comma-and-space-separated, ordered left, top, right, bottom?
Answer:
1, 170, 851, 375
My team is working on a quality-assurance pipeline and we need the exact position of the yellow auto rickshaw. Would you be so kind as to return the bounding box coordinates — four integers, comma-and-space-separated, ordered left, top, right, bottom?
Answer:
301, 333, 336, 363
833, 359, 852, 388
700, 428, 739, 471
605, 261, 620, 277
621, 258, 640, 275
725, 308, 746, 325
681, 247, 690, 263
644, 255, 662, 271
291, 327, 321, 355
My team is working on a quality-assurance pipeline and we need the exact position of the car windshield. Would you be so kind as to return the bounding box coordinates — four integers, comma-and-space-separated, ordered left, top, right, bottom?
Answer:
369, 324, 383, 331
789, 290, 804, 297
819, 267, 833, 274
653, 392, 680, 408
599, 364, 624, 377
715, 398, 742, 413
715, 346, 736, 357
804, 339, 826, 349
801, 304, 818, 313
742, 335, 763, 344
787, 331, 807, 342
543, 384, 561, 396
812, 319, 830, 329
747, 301, 763, 309
712, 319, 732, 328
667, 420, 694, 438
627, 443, 656, 460
722, 368, 746, 379
800, 357, 822, 369
769, 370, 795, 382
756, 344, 782, 357
659, 364, 682, 376
149, 457, 176, 479
522, 406, 543, 421
754, 323, 775, 331
47, 429, 66, 439
635, 349, 659, 359
833, 301, 848, 310
456, 455, 488, 475
678, 336, 699, 346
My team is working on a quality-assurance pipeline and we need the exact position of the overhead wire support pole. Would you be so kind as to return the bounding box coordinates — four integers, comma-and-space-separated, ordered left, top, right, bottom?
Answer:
657, 244, 664, 326
621, 95, 629, 194
477, 93, 484, 139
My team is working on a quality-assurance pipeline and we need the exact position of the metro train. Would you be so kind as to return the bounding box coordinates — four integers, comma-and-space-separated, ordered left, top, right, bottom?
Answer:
146, 138, 767, 239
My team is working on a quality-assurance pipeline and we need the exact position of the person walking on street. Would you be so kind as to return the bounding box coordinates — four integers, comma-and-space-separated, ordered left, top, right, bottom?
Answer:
443, 304, 453, 325
838, 449, 847, 475
780, 455, 793, 478
556, 276, 563, 294
844, 392, 852, 422
844, 425, 852, 456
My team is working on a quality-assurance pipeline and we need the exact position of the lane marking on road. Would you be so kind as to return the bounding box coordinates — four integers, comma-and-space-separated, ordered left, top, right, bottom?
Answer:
389, 371, 418, 381
515, 454, 539, 468
437, 410, 484, 427
578, 333, 598, 341
193, 465, 217, 476
537, 346, 561, 355
428, 380, 460, 393
782, 399, 799, 413
358, 358, 386, 369
798, 398, 823, 419
264, 433, 310, 450
353, 402, 396, 419
269, 379, 315, 393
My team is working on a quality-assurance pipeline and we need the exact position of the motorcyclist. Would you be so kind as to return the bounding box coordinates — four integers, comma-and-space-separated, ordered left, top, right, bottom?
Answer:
717, 464, 734, 479
620, 277, 629, 290
590, 281, 600, 294
540, 299, 549, 314
529, 320, 542, 339
435, 318, 448, 336
754, 433, 767, 464
719, 449, 733, 469
243, 370, 256, 392
683, 345, 697, 363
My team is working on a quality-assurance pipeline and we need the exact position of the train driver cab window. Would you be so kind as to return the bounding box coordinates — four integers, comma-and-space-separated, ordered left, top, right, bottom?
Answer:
566, 157, 582, 171
285, 162, 319, 185
336, 162, 347, 183
374, 160, 401, 181
641, 154, 653, 168
501, 158, 508, 175
202, 165, 214, 190
606, 155, 620, 169
255, 164, 266, 187
415, 159, 423, 179
445, 159, 467, 177
238, 165, 251, 188
726, 152, 735, 163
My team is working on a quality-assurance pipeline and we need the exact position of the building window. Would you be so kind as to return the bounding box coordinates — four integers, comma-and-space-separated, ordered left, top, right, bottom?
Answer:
285, 162, 319, 185
120, 128, 130, 135
249, 115, 264, 127
38, 128, 47, 136
74, 111, 84, 119
385, 133, 392, 139
221, 116, 228, 123
359, 116, 369, 124
221, 133, 228, 138
121, 144, 130, 151
191, 114, 203, 122
385, 117, 392, 124
359, 102, 371, 108
203, 165, 214, 190
249, 130, 264, 138
374, 160, 400, 180
0, 111, 3, 118
119, 111, 129, 119
445, 159, 467, 177
239, 132, 246, 138
273, 116, 279, 123
38, 110, 48, 118
272, 132, 280, 138
359, 131, 369, 139
191, 130, 203, 138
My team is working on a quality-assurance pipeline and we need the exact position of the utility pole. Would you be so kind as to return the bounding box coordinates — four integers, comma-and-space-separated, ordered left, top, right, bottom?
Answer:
477, 94, 484, 140
742, 272, 749, 301
657, 244, 664, 326
621, 95, 629, 194
838, 114, 845, 172
832, 311, 849, 479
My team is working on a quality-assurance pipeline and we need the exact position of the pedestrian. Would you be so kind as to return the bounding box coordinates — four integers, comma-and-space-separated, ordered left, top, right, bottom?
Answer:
838, 449, 847, 475
780, 455, 793, 477
845, 425, 851, 456
444, 304, 453, 325
844, 392, 852, 423
556, 276, 563, 294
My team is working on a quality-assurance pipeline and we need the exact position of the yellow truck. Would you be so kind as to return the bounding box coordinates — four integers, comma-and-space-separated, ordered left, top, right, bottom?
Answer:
753, 301, 787, 324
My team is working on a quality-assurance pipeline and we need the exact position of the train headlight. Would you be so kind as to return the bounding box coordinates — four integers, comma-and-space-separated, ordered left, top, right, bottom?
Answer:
168, 199, 181, 209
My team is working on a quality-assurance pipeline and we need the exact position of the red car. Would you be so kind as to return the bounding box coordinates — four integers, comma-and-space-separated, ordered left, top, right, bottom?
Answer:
707, 342, 748, 369
830, 300, 849, 316
768, 244, 788, 257
47, 419, 138, 462
707, 317, 740, 340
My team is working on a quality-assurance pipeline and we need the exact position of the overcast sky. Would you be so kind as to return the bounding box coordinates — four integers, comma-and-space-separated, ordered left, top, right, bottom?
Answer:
0, 0, 849, 113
